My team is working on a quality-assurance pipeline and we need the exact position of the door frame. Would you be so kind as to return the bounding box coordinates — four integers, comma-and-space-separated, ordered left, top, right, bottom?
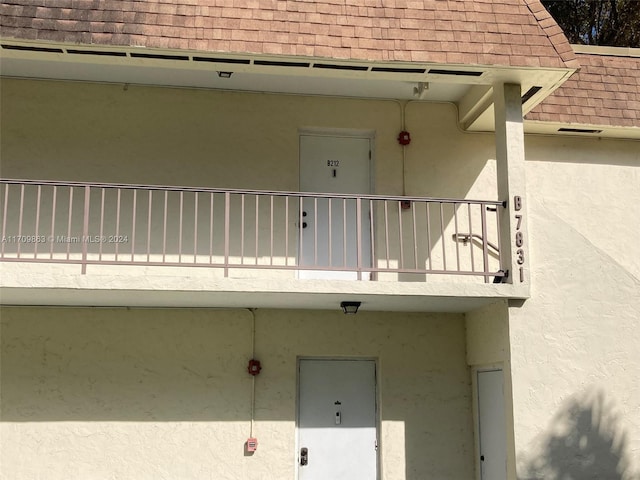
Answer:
297, 129, 376, 279
298, 127, 376, 195
295, 356, 382, 480
472, 364, 507, 480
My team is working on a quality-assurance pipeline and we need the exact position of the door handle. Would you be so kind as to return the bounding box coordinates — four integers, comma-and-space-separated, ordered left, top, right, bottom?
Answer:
300, 447, 308, 466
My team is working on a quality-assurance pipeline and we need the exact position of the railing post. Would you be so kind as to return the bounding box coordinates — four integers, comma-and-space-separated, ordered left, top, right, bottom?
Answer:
398, 200, 404, 271
1, 184, 8, 258
299, 195, 304, 267
81, 185, 90, 274
356, 197, 362, 280
495, 202, 503, 277
34, 186, 42, 257
16, 184, 24, 259
481, 203, 489, 283
224, 191, 230, 277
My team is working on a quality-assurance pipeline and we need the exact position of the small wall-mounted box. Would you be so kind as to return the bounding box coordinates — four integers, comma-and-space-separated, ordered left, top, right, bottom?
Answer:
246, 437, 258, 452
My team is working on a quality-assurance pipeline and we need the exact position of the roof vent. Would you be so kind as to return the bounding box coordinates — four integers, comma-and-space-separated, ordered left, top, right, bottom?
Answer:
193, 57, 250, 64
558, 127, 603, 134
313, 63, 369, 71
130, 52, 189, 61
428, 68, 483, 77
521, 86, 542, 104
2, 44, 63, 53
67, 49, 127, 57
371, 67, 426, 74
253, 60, 310, 68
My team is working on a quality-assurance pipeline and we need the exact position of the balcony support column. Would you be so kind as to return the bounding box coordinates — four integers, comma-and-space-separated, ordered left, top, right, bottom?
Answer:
493, 83, 530, 292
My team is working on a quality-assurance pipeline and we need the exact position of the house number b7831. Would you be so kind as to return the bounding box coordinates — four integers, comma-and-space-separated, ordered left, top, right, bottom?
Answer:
514, 195, 524, 283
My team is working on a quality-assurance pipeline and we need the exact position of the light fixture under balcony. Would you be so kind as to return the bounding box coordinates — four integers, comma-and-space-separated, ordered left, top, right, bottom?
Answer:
340, 301, 361, 315
413, 81, 429, 99
217, 71, 233, 78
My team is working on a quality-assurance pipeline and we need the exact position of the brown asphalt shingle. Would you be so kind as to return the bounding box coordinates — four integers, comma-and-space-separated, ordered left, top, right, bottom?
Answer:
0, 0, 578, 69
527, 52, 640, 128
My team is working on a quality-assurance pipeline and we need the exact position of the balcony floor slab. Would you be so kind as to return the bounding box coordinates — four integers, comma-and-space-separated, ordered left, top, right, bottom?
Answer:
1, 263, 526, 313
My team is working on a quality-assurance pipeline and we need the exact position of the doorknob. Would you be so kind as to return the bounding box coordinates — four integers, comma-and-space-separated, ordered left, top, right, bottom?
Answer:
300, 447, 308, 466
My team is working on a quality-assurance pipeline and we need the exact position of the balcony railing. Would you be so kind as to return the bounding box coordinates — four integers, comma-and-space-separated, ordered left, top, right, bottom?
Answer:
0, 179, 505, 282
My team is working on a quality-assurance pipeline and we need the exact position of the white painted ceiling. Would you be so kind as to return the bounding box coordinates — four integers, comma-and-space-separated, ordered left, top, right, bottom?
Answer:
1, 55, 470, 102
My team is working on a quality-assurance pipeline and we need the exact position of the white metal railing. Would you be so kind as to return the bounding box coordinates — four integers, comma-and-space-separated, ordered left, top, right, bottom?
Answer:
0, 179, 505, 281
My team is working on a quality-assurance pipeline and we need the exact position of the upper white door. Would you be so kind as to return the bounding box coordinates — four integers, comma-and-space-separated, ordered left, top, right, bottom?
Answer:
298, 359, 378, 480
477, 369, 507, 480
299, 135, 371, 280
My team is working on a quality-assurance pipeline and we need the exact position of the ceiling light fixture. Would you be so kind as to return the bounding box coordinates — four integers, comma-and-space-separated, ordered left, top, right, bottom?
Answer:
413, 82, 429, 99
340, 301, 361, 315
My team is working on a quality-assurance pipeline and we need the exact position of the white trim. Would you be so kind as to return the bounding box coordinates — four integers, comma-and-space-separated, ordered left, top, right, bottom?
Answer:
471, 364, 504, 480
524, 120, 640, 140
297, 128, 376, 194
295, 356, 381, 480
570, 44, 640, 57
297, 131, 376, 281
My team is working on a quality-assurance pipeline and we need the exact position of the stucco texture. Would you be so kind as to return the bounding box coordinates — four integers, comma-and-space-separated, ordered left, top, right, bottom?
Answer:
0, 307, 473, 480
3, 77, 640, 480
0, 78, 499, 285
511, 136, 640, 480
0, 78, 496, 199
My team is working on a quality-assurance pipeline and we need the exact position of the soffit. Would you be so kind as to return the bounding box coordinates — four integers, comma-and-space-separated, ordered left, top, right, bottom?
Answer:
0, 39, 571, 107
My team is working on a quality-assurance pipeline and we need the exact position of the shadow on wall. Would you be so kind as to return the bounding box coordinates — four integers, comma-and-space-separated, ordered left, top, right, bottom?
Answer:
520, 389, 638, 480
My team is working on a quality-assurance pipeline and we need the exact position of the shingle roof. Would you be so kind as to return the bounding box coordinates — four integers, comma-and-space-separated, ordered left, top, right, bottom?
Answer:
0, 0, 578, 69
527, 51, 640, 128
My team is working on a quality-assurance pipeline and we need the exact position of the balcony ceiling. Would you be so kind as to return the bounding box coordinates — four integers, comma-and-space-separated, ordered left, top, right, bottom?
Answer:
1, 40, 572, 131
1, 53, 468, 102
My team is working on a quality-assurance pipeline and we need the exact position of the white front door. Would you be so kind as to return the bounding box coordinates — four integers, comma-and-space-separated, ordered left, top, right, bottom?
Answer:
299, 135, 371, 280
297, 359, 378, 480
477, 369, 507, 480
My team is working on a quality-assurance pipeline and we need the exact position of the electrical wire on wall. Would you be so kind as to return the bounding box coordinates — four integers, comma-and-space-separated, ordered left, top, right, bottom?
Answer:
243, 307, 261, 452
249, 308, 257, 439
399, 100, 408, 196
396, 98, 428, 198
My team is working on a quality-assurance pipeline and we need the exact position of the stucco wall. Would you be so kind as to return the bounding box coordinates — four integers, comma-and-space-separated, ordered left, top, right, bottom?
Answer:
0, 306, 473, 480
0, 78, 496, 200
466, 300, 518, 480
510, 135, 640, 480
0, 78, 500, 283
466, 300, 509, 367
4, 77, 640, 480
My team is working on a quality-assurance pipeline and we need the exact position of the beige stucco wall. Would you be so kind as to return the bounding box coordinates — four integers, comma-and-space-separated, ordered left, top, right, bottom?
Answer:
0, 78, 500, 284
511, 135, 640, 480
0, 306, 473, 480
0, 78, 496, 200
466, 300, 518, 480
3, 77, 640, 480
466, 300, 510, 367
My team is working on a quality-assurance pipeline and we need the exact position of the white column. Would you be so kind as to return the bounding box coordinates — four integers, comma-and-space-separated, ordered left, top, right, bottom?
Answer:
493, 83, 529, 291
